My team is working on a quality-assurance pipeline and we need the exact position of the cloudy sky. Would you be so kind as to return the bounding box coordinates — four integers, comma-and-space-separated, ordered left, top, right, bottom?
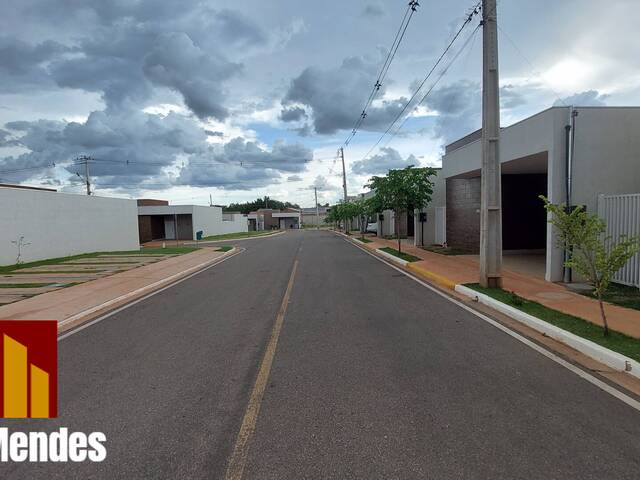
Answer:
0, 0, 638, 207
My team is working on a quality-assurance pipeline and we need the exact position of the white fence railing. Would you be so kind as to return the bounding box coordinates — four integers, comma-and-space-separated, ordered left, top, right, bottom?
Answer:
598, 193, 640, 288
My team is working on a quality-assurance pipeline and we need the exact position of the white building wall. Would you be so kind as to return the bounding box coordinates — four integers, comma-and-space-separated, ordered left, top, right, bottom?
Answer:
1, 188, 139, 265
440, 106, 640, 282
415, 169, 445, 246
571, 107, 640, 213
218, 212, 248, 235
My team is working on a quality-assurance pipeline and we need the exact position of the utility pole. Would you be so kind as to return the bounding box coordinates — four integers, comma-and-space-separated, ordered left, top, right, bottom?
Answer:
479, 0, 502, 288
314, 187, 319, 230
209, 193, 213, 207
339, 147, 348, 202
76, 155, 93, 195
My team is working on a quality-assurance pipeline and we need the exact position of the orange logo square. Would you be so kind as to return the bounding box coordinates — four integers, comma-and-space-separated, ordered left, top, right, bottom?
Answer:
0, 321, 57, 418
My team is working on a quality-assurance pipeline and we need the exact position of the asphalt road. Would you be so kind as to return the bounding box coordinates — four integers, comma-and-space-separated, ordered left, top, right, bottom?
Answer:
3, 230, 640, 479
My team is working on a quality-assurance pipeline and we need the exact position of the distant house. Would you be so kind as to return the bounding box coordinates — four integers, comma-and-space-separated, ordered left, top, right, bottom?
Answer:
1, 185, 139, 265
247, 208, 301, 231
137, 200, 247, 243
300, 206, 329, 227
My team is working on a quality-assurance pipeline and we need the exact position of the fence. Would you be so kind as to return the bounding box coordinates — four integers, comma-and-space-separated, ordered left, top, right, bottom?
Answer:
598, 193, 640, 288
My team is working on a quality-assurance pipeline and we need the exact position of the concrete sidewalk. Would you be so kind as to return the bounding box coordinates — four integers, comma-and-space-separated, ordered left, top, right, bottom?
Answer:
350, 234, 640, 339
0, 247, 233, 333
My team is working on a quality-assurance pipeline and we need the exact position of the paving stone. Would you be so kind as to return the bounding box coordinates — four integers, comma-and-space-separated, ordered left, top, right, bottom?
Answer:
16, 264, 131, 273
0, 285, 65, 295
0, 294, 29, 305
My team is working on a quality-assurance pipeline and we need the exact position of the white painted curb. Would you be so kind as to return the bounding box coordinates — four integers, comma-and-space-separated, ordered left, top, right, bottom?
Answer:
376, 248, 409, 266
455, 284, 640, 380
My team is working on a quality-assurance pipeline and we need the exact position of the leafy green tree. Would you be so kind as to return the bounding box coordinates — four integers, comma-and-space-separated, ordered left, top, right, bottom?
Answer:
541, 196, 640, 336
367, 166, 436, 253
225, 197, 300, 214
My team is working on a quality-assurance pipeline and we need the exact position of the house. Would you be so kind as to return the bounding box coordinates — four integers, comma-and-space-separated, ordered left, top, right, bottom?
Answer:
416, 106, 640, 282
1, 185, 139, 265
272, 208, 301, 229
300, 206, 329, 227
137, 200, 247, 242
248, 208, 301, 230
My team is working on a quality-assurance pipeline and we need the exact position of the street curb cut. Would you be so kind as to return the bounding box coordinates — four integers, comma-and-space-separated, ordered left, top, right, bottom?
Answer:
455, 284, 640, 380
57, 247, 241, 333
406, 263, 456, 290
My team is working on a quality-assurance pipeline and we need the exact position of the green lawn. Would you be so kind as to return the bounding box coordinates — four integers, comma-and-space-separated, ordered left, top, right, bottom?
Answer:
577, 282, 640, 312
0, 283, 54, 288
420, 245, 472, 256
216, 246, 233, 252
356, 237, 373, 243
466, 283, 640, 362
379, 247, 420, 263
0, 247, 197, 274
201, 231, 276, 241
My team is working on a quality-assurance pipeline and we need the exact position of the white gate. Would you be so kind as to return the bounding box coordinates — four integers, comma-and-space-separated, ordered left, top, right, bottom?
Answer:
598, 194, 640, 287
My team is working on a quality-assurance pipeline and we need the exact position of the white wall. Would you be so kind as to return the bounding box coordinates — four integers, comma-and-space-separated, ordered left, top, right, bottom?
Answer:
191, 206, 247, 237
1, 188, 139, 265
415, 169, 445, 246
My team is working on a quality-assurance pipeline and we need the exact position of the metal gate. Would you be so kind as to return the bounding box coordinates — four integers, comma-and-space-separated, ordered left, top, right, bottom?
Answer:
598, 194, 640, 287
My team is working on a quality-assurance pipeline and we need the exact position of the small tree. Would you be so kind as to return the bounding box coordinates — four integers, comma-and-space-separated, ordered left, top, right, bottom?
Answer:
367, 166, 435, 253
541, 196, 640, 336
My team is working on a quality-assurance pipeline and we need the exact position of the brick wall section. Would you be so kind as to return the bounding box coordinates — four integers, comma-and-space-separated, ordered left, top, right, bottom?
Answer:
138, 216, 152, 243
446, 177, 481, 252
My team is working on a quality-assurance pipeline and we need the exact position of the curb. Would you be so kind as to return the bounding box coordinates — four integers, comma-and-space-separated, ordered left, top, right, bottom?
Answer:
57, 247, 242, 333
375, 248, 409, 266
185, 231, 284, 245
406, 263, 457, 290
455, 284, 640, 380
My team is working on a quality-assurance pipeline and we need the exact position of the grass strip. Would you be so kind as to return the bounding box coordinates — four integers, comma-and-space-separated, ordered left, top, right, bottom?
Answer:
420, 245, 471, 256
0, 283, 53, 289
576, 282, 640, 313
466, 283, 640, 362
379, 247, 420, 263
217, 246, 233, 252
0, 247, 196, 274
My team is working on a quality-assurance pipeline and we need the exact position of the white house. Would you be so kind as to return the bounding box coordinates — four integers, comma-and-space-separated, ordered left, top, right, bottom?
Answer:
1, 185, 140, 265
417, 106, 640, 282
137, 203, 247, 242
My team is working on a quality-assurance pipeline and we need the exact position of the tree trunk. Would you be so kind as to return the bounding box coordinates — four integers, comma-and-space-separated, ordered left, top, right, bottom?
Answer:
597, 291, 609, 336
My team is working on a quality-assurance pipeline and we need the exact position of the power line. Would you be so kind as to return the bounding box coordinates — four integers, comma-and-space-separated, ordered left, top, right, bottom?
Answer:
375, 24, 482, 154
497, 24, 567, 107
356, 2, 482, 162
343, 0, 420, 148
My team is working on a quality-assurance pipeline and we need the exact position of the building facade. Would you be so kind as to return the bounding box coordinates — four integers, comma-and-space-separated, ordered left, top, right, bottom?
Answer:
421, 106, 640, 282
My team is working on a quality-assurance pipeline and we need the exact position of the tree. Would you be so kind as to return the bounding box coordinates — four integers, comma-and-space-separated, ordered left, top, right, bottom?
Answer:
541, 196, 640, 336
225, 197, 300, 214
367, 166, 436, 253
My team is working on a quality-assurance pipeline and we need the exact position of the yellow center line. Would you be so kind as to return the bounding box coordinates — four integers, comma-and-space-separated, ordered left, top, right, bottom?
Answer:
224, 258, 299, 480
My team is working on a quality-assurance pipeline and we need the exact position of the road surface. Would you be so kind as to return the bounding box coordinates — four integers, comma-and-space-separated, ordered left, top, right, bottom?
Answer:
4, 230, 640, 479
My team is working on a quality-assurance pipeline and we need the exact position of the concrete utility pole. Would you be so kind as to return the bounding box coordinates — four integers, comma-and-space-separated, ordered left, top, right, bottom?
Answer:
76, 155, 92, 195
314, 186, 319, 230
339, 147, 348, 202
479, 0, 503, 288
